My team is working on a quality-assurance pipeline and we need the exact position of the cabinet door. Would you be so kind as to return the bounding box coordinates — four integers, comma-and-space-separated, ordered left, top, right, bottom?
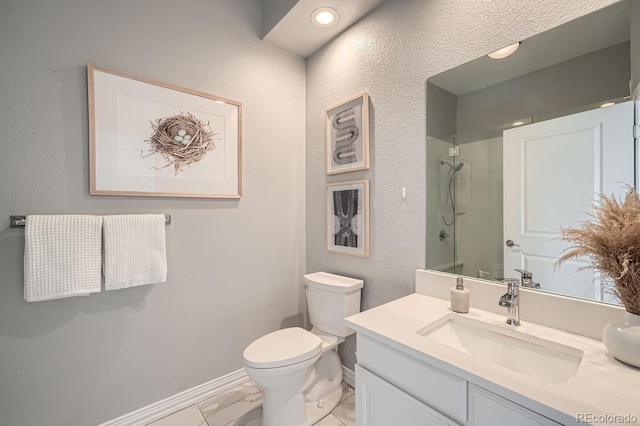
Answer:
356, 365, 459, 426
357, 334, 467, 422
468, 385, 562, 426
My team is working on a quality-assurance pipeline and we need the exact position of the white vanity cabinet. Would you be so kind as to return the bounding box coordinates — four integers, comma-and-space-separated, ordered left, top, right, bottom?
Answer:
466, 385, 560, 426
355, 334, 562, 426
356, 365, 456, 426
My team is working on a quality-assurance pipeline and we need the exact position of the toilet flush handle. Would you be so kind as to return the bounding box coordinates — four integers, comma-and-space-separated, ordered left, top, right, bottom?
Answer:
303, 284, 309, 291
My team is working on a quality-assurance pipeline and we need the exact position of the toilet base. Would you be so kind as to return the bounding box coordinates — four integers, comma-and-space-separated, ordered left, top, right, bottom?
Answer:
301, 385, 343, 426
300, 348, 344, 425
252, 348, 344, 426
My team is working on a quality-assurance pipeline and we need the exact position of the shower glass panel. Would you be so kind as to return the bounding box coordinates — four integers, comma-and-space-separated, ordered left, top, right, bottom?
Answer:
426, 127, 503, 279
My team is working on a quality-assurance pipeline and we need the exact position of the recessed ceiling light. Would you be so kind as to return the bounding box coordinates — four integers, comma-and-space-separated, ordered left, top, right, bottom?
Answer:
600, 102, 615, 108
311, 7, 338, 28
488, 42, 520, 59
512, 121, 525, 127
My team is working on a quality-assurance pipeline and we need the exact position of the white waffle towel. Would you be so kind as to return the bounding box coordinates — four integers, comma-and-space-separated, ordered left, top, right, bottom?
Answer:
24, 215, 103, 302
103, 214, 167, 290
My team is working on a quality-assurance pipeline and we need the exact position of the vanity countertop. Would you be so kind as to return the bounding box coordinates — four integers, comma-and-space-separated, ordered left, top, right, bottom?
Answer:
346, 293, 640, 424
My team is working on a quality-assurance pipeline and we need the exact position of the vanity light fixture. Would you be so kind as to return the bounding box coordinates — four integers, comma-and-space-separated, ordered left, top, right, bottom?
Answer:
488, 42, 520, 59
600, 102, 615, 108
311, 7, 339, 28
512, 121, 525, 127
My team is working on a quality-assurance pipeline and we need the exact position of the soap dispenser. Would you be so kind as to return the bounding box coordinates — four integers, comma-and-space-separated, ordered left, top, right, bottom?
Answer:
451, 277, 470, 313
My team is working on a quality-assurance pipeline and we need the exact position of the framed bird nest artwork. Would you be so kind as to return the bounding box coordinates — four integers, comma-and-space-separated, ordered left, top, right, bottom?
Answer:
326, 180, 369, 257
88, 64, 242, 198
325, 93, 370, 175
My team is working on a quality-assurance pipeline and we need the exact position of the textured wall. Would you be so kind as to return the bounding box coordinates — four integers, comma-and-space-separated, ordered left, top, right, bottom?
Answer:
306, 0, 617, 369
0, 1, 305, 425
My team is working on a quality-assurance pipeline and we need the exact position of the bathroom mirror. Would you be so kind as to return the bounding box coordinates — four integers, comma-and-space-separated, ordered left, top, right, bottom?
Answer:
426, 0, 639, 305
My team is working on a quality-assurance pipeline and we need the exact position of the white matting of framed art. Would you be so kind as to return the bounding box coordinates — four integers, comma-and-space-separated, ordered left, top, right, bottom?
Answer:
88, 64, 242, 198
326, 180, 369, 257
325, 93, 370, 175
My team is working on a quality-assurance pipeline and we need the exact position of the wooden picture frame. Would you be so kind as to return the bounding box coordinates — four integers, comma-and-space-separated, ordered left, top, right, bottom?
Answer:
88, 64, 242, 198
325, 93, 370, 175
326, 180, 369, 257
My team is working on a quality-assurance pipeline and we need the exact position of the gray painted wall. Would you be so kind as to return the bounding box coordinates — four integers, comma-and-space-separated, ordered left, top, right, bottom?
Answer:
0, 1, 306, 425
261, 0, 300, 37
426, 82, 457, 142
306, 0, 617, 370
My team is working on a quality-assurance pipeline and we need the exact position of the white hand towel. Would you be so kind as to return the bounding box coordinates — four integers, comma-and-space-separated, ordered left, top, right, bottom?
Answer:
24, 215, 103, 302
103, 214, 167, 290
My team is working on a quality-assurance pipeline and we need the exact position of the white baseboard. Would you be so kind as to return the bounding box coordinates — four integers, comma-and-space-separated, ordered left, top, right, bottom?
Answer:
99, 369, 249, 426
101, 365, 355, 425
342, 365, 355, 388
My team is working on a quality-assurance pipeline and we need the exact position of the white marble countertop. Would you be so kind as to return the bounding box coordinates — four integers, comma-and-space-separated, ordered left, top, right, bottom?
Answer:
346, 293, 640, 425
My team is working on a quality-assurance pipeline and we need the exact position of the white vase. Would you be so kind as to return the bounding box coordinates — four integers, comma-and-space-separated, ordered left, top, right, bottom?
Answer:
602, 312, 640, 368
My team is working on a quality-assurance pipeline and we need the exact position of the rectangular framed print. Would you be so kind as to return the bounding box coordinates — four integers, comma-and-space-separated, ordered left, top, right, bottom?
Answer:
326, 180, 369, 257
88, 64, 242, 198
325, 93, 370, 175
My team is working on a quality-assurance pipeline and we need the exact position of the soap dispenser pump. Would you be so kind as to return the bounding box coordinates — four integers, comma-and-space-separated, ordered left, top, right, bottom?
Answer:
451, 277, 470, 313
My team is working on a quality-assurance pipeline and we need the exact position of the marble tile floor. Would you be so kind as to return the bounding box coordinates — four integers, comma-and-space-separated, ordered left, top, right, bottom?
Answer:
147, 381, 355, 426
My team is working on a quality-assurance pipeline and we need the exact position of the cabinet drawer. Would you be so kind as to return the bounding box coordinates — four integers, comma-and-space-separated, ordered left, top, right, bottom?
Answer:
356, 365, 460, 426
468, 384, 562, 426
357, 334, 467, 423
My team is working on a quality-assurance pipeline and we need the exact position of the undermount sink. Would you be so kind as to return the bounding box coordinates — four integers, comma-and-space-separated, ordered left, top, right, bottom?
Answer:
417, 314, 583, 385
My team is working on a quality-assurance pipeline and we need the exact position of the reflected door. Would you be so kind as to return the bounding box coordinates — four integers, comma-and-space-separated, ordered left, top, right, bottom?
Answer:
503, 101, 633, 301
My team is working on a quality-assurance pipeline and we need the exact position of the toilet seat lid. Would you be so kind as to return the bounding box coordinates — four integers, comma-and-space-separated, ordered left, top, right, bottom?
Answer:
243, 327, 322, 369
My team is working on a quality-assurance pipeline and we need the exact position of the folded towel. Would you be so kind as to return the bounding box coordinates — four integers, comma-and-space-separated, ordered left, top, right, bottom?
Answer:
103, 214, 167, 290
24, 215, 103, 302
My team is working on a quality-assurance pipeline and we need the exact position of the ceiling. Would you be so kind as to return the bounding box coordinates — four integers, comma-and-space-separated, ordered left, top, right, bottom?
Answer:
262, 0, 386, 57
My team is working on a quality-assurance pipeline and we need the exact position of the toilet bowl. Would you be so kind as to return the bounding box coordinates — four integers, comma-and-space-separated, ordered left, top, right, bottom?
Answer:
242, 272, 363, 426
244, 327, 343, 426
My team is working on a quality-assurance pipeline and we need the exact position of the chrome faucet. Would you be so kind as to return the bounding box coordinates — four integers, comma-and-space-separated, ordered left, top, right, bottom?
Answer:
514, 268, 540, 289
498, 279, 520, 326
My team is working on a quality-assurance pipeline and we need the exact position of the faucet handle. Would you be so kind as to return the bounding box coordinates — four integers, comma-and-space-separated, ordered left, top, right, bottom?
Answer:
514, 268, 532, 279
506, 279, 520, 295
477, 270, 491, 279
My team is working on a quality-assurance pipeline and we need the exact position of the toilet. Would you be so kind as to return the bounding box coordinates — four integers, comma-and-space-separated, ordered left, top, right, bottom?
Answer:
243, 272, 364, 426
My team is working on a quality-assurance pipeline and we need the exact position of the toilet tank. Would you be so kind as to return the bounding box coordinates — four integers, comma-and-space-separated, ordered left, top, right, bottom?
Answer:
303, 272, 364, 337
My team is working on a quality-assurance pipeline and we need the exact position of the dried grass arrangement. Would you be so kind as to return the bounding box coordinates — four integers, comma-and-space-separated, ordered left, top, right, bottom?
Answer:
145, 112, 215, 175
556, 186, 640, 315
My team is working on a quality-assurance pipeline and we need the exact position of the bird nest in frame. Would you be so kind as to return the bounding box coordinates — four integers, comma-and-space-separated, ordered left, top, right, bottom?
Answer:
145, 112, 215, 175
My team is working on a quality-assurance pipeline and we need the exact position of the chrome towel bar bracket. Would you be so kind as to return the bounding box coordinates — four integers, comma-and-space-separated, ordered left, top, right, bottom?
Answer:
10, 214, 172, 228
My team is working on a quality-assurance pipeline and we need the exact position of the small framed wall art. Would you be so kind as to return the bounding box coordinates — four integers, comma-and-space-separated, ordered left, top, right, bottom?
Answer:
88, 64, 242, 198
326, 180, 369, 257
325, 93, 370, 175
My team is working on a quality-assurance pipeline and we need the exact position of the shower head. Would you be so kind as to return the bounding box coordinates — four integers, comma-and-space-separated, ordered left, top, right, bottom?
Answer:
441, 160, 464, 172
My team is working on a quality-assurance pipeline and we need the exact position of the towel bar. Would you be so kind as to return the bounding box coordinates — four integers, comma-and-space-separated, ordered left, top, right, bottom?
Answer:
10, 214, 172, 228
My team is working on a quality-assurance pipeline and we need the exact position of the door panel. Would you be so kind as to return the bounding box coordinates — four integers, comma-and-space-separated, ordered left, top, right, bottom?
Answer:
503, 101, 633, 300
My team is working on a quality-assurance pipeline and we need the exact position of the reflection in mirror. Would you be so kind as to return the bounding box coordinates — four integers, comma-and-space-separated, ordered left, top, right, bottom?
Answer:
426, 0, 639, 305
